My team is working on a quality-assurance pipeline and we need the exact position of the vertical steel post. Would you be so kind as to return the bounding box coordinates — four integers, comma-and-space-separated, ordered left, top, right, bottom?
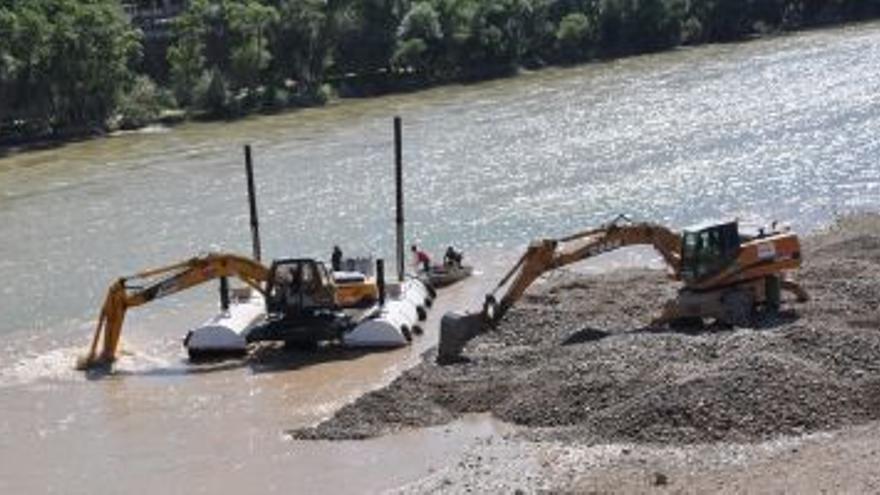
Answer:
219, 276, 230, 311
394, 117, 404, 282
244, 144, 262, 262
376, 258, 386, 306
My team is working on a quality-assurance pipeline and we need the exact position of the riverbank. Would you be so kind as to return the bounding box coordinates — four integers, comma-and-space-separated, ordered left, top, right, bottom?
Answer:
292, 214, 880, 491
3, 15, 880, 158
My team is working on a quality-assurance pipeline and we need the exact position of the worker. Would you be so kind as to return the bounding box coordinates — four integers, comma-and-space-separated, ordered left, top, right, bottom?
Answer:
411, 244, 431, 272
444, 246, 463, 268
331, 245, 343, 272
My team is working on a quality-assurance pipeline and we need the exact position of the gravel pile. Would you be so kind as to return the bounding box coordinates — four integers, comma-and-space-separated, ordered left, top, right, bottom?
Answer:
292, 215, 880, 444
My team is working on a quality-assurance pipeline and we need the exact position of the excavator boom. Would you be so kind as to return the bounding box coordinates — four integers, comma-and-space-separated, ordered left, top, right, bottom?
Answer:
487, 218, 682, 320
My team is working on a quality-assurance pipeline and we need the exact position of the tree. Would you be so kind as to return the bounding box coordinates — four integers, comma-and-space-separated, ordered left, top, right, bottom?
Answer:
168, 0, 209, 107
556, 12, 597, 62
0, 4, 53, 131
272, 0, 340, 98
455, 0, 532, 78
0, 0, 140, 136
198, 67, 231, 115
688, 0, 752, 41
227, 1, 278, 90
393, 2, 443, 73
399, 1, 443, 41
333, 0, 409, 74
117, 75, 163, 130
628, 0, 684, 51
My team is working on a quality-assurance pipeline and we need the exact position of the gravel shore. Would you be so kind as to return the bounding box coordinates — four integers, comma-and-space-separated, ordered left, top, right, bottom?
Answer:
291, 214, 880, 491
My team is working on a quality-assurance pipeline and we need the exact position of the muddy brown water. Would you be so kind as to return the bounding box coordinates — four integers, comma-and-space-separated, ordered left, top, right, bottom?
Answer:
2, 21, 880, 493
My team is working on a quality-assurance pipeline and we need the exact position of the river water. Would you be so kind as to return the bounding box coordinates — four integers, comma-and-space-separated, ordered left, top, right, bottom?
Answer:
1, 21, 879, 493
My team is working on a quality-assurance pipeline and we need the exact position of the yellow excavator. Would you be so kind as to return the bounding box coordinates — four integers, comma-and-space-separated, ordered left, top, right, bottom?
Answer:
79, 252, 377, 369
474, 215, 809, 331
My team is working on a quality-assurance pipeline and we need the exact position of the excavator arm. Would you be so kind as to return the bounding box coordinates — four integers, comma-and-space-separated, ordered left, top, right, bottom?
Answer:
486, 217, 682, 321
80, 253, 270, 368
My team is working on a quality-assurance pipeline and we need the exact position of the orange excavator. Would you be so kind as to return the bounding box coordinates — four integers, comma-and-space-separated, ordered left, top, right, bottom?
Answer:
473, 215, 808, 330
79, 252, 378, 369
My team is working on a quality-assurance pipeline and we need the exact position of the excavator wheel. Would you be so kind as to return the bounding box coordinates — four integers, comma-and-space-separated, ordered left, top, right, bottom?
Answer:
720, 290, 754, 328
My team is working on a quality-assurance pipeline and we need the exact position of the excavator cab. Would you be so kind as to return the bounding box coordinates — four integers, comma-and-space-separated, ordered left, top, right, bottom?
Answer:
255, 258, 351, 346
680, 222, 741, 282
265, 259, 338, 317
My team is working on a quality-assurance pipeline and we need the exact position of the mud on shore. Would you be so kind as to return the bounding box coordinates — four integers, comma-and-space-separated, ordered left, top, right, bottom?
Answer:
291, 215, 880, 446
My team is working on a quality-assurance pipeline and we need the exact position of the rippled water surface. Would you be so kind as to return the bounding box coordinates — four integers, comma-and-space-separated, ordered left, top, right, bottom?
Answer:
1, 21, 879, 493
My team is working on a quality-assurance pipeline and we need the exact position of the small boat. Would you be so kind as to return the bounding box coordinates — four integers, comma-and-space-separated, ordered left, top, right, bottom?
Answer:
422, 264, 473, 288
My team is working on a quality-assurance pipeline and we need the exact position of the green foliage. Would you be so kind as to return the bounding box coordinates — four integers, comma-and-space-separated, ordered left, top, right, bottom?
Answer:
0, 0, 139, 136
272, 0, 334, 96
394, 38, 430, 69
197, 68, 231, 116
399, 2, 443, 41
463, 0, 532, 75
227, 1, 278, 89
556, 12, 597, 62
168, 1, 208, 107
333, 0, 406, 74
117, 75, 164, 130
688, 0, 751, 41
632, 0, 684, 51
394, 2, 443, 73
680, 15, 703, 44
598, 0, 683, 54
4, 0, 880, 141
229, 38, 272, 89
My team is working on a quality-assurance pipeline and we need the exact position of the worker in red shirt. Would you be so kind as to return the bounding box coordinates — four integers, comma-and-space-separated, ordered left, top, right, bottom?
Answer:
411, 244, 431, 272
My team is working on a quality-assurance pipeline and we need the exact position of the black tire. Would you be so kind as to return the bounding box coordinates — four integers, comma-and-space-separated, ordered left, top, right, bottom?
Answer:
417, 306, 427, 321
412, 325, 424, 336
401, 325, 412, 342
721, 290, 754, 328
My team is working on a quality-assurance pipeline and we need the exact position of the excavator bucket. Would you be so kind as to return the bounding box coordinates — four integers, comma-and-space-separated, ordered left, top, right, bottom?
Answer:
437, 310, 485, 364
